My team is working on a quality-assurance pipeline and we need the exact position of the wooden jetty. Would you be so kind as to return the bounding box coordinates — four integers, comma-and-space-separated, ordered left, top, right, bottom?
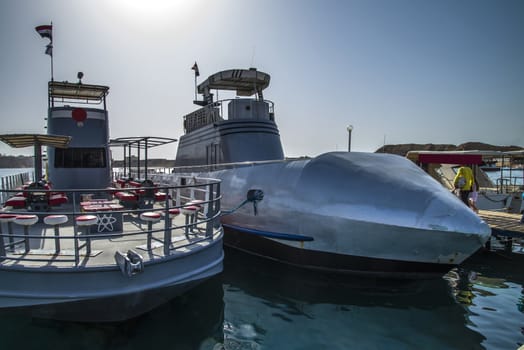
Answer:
478, 210, 524, 253
479, 210, 524, 238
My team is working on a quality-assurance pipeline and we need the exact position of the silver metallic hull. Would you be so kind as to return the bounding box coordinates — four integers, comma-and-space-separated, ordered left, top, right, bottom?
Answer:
165, 152, 491, 277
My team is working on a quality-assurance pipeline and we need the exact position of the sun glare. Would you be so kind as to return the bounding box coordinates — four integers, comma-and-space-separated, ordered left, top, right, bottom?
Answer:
113, 0, 196, 18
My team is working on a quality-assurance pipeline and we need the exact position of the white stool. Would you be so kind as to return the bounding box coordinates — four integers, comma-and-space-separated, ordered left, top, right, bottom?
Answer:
140, 212, 161, 250
44, 214, 68, 253
0, 213, 18, 254
14, 214, 39, 253
76, 215, 98, 255
181, 205, 199, 234
187, 199, 204, 209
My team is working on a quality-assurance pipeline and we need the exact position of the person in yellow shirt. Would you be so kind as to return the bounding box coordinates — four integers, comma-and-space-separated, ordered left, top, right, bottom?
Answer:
453, 165, 474, 206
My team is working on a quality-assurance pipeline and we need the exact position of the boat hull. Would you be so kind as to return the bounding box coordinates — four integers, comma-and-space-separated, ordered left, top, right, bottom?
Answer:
222, 223, 467, 279
0, 235, 223, 322
163, 152, 491, 278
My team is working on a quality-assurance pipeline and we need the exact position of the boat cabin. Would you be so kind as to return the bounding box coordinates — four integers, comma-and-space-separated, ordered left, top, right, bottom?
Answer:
46, 79, 111, 190
176, 68, 284, 167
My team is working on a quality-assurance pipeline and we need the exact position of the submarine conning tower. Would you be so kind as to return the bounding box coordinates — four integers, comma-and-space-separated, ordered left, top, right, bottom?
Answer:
175, 68, 285, 167
46, 77, 111, 190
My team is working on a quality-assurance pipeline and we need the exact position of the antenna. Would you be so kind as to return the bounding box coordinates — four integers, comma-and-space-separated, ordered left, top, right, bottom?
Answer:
250, 45, 256, 67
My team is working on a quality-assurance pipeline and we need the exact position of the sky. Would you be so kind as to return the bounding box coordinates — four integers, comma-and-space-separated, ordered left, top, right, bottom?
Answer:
0, 0, 523, 159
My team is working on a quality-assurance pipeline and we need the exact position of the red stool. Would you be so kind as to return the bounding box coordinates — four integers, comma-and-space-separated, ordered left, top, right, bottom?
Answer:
187, 199, 204, 209
44, 215, 68, 253
168, 208, 181, 219
14, 214, 39, 252
76, 215, 98, 255
181, 205, 199, 234
0, 213, 18, 254
140, 212, 161, 250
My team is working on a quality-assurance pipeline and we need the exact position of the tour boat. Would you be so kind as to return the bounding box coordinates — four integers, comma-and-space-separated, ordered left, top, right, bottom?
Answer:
0, 79, 224, 321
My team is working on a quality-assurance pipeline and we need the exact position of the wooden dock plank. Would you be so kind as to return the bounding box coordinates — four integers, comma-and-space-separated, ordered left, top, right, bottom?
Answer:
478, 210, 524, 237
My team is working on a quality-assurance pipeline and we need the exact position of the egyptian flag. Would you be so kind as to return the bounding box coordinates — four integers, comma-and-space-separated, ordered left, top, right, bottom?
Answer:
35, 25, 52, 41
192, 62, 200, 77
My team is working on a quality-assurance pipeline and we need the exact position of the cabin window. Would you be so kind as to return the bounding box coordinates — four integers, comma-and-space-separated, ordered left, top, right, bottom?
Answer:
54, 148, 106, 168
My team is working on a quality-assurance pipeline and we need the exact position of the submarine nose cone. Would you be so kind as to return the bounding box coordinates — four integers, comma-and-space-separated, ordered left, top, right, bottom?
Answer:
423, 192, 492, 245
299, 151, 491, 246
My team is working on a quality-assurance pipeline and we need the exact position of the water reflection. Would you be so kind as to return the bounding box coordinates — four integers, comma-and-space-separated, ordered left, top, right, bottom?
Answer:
0, 276, 225, 350
218, 248, 485, 349
447, 250, 524, 349
1, 247, 524, 349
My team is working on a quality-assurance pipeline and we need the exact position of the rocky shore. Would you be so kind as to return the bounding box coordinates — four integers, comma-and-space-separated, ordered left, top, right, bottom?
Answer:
375, 142, 523, 157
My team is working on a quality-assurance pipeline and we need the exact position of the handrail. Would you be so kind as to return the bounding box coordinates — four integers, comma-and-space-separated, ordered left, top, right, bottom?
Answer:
0, 176, 222, 268
171, 157, 304, 174
0, 171, 33, 203
183, 98, 275, 133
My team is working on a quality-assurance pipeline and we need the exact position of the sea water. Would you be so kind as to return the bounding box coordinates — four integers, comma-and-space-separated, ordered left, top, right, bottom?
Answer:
0, 169, 523, 349
0, 248, 523, 350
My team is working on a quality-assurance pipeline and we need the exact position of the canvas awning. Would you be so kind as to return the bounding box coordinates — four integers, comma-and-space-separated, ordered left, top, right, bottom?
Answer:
49, 81, 109, 103
0, 134, 71, 181
406, 150, 503, 165
0, 134, 71, 149
198, 68, 270, 96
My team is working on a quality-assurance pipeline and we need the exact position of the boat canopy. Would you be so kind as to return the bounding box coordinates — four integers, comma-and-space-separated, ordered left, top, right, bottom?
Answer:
0, 134, 71, 149
406, 150, 504, 165
197, 68, 270, 97
0, 133, 71, 181
109, 136, 177, 180
109, 136, 177, 150
48, 81, 110, 106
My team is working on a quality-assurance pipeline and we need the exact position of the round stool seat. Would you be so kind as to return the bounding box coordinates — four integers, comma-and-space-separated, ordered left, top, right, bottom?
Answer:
14, 215, 38, 226
187, 200, 204, 208
44, 215, 68, 226
76, 215, 98, 226
168, 208, 181, 218
181, 205, 199, 216
0, 214, 18, 222
140, 212, 161, 222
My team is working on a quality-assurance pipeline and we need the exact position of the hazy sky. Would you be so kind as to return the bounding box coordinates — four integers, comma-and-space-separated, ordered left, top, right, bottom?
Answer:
1, 0, 523, 159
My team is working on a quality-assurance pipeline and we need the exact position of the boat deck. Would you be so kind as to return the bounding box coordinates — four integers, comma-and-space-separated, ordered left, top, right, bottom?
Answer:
0, 207, 217, 269
0, 177, 223, 272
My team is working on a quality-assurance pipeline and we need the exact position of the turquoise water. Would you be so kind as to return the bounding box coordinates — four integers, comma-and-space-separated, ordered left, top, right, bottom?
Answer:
0, 247, 523, 350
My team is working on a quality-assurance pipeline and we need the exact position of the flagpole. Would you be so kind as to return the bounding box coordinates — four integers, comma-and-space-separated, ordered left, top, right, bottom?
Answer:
50, 21, 54, 81
191, 62, 200, 102
194, 74, 197, 101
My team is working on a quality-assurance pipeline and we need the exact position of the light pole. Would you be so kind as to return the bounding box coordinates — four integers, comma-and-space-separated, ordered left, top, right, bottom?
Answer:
347, 125, 353, 152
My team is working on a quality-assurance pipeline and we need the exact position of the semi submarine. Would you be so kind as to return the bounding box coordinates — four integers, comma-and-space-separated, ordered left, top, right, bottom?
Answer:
152, 67, 491, 278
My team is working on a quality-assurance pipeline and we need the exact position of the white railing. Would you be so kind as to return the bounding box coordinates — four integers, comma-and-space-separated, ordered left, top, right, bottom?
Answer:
0, 177, 222, 267
183, 98, 275, 133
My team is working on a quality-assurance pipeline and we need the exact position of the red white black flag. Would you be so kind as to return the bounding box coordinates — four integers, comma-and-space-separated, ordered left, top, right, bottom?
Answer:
35, 24, 53, 41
